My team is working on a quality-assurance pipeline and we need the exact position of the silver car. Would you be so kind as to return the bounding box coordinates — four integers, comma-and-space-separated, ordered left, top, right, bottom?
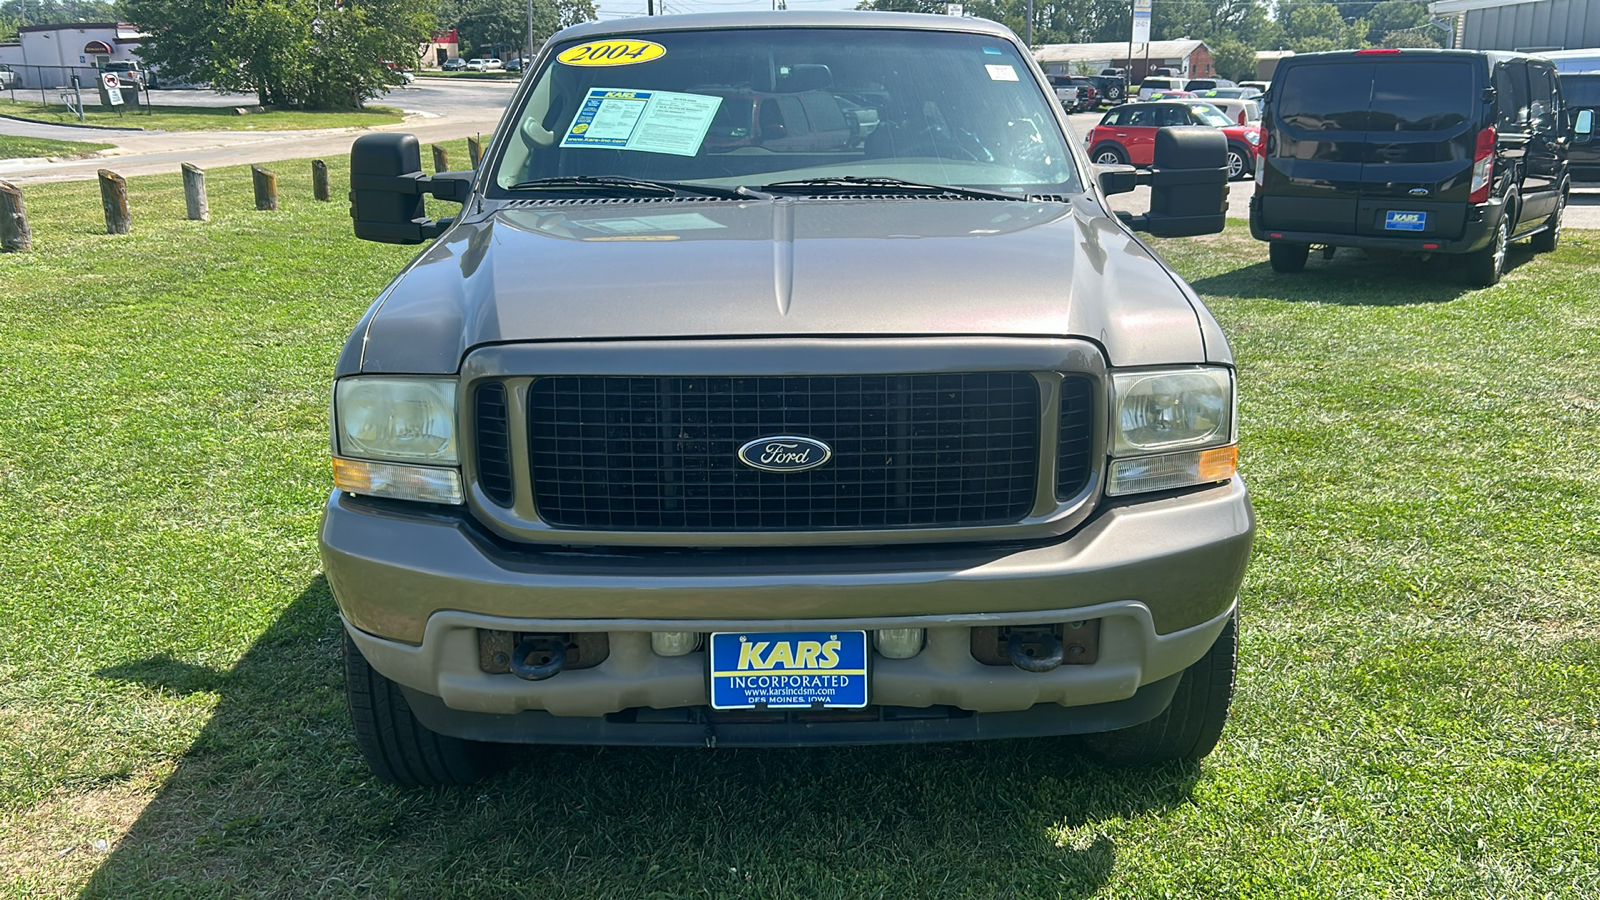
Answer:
329, 11, 1250, 785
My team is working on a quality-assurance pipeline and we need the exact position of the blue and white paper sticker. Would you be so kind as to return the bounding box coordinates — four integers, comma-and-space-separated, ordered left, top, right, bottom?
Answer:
561, 87, 723, 157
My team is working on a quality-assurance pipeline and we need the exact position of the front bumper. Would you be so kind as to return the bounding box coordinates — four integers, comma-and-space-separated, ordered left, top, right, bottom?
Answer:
323, 478, 1253, 728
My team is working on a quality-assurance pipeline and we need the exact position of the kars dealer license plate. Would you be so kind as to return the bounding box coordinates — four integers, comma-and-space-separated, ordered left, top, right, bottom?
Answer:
709, 631, 869, 710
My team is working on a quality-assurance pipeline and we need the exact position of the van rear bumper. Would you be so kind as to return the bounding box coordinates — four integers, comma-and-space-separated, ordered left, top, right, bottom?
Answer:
1250, 195, 1504, 254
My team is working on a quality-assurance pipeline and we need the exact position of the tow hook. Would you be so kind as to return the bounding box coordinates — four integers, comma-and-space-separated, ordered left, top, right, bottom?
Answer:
510, 635, 567, 681
1007, 631, 1065, 672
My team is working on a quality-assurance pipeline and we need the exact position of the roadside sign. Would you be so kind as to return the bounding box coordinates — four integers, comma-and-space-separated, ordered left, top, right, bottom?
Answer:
101, 72, 124, 106
1132, 0, 1152, 44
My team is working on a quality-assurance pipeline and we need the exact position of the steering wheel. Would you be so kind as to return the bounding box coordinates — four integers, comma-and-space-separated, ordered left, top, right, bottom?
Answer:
898, 124, 994, 163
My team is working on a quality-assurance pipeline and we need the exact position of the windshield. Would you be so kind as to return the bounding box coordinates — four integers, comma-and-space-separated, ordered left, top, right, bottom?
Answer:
492, 27, 1080, 195
1187, 103, 1235, 127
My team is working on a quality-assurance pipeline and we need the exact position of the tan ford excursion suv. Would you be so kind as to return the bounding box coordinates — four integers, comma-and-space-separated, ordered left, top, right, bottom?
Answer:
326, 11, 1252, 785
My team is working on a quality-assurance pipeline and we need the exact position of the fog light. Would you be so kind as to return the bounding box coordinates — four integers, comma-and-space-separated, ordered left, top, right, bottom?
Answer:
651, 631, 698, 657
875, 628, 924, 659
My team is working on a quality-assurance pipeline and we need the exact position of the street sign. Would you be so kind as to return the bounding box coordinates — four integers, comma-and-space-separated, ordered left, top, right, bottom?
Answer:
101, 72, 124, 107
1132, 0, 1152, 44
945, 3, 963, 15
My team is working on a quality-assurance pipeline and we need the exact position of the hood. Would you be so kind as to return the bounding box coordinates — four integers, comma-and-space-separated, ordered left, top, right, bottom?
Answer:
349, 196, 1216, 375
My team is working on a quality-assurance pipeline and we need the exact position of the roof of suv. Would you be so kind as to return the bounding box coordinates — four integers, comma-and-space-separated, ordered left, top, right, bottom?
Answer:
553, 10, 1018, 42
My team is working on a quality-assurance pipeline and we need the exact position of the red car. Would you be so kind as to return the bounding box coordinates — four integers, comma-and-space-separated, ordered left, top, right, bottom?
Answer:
1085, 100, 1263, 180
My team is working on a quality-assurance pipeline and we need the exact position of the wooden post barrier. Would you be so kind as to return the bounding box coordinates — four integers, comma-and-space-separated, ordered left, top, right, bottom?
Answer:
312, 159, 331, 202
98, 169, 131, 235
467, 135, 482, 169
0, 180, 31, 252
252, 164, 278, 211
432, 145, 449, 173
182, 162, 209, 221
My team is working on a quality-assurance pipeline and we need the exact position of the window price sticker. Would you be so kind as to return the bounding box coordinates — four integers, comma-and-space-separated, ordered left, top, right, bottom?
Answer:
561, 87, 723, 157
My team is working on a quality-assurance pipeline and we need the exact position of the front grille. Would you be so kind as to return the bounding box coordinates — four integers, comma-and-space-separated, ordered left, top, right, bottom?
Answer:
526, 373, 1041, 531
475, 382, 514, 506
1056, 376, 1096, 499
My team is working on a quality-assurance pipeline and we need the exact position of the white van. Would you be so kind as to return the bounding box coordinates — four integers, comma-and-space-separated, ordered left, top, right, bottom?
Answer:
1137, 76, 1185, 100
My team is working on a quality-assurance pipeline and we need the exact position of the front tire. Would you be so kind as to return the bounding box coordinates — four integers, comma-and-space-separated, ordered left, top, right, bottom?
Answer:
1081, 612, 1237, 764
1269, 241, 1309, 273
345, 632, 505, 786
1225, 144, 1251, 181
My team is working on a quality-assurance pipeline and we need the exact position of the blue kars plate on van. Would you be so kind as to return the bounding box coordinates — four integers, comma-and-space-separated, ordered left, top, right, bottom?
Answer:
709, 631, 868, 709
1384, 210, 1427, 231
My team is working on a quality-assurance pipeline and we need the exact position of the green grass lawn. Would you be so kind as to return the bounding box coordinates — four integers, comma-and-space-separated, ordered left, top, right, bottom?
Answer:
0, 134, 113, 160
0, 99, 406, 132
1, 162, 1597, 898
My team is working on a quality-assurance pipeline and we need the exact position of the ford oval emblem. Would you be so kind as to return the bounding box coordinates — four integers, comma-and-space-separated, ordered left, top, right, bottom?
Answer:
737, 436, 832, 472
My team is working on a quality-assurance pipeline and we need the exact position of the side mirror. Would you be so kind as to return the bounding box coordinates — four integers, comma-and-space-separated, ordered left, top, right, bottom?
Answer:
349, 133, 475, 245
1576, 108, 1595, 139
1122, 126, 1228, 237
1098, 164, 1138, 195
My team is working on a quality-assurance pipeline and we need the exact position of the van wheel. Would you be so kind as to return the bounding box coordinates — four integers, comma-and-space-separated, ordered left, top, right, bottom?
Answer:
1531, 189, 1565, 253
344, 632, 505, 786
1225, 145, 1250, 180
1081, 612, 1237, 764
1092, 145, 1127, 166
1269, 241, 1309, 273
1467, 216, 1508, 286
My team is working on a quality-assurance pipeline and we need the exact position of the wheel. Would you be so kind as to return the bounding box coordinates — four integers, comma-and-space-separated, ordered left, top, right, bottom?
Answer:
1466, 214, 1509, 286
1081, 612, 1237, 764
1531, 187, 1565, 253
1225, 144, 1250, 181
1091, 145, 1127, 166
344, 631, 505, 786
1104, 84, 1123, 103
1269, 241, 1309, 273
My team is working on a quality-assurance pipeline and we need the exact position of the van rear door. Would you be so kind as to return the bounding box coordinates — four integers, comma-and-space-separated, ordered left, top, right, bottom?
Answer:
1353, 59, 1479, 240
1260, 61, 1374, 236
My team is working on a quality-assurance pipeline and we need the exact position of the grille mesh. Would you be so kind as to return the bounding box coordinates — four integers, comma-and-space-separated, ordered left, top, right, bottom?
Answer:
1056, 376, 1096, 499
475, 382, 514, 507
526, 374, 1041, 530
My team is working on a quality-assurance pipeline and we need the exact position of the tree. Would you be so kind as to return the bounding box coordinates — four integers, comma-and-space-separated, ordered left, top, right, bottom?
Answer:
124, 0, 437, 109
1210, 37, 1257, 82
440, 0, 594, 59
1365, 0, 1439, 45
1276, 0, 1367, 52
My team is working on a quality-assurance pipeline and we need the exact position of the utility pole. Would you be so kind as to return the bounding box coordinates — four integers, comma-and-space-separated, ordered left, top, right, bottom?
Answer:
526, 0, 534, 62
1025, 0, 1033, 47
648, 0, 655, 14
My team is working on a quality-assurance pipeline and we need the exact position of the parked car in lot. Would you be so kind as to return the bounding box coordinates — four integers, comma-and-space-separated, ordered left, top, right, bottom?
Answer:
103, 60, 153, 88
1251, 48, 1569, 285
336, 11, 1247, 786
466, 58, 504, 71
1086, 100, 1262, 179
1088, 69, 1128, 105
0, 64, 16, 90
1184, 78, 1235, 93
1562, 72, 1600, 182
442, 57, 468, 71
1197, 97, 1260, 126
1238, 80, 1270, 93
1045, 74, 1080, 109
1047, 75, 1097, 112
1137, 76, 1185, 100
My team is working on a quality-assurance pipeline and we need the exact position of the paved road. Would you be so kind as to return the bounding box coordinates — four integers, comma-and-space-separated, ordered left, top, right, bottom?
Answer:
0, 78, 516, 184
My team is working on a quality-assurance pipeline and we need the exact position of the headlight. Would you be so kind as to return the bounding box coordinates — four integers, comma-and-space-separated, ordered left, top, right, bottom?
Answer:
332, 377, 462, 505
335, 377, 458, 463
1245, 130, 1261, 146
1108, 367, 1236, 497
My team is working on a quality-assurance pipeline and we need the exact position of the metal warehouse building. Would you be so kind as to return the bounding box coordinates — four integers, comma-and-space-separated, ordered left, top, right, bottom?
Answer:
1430, 0, 1600, 51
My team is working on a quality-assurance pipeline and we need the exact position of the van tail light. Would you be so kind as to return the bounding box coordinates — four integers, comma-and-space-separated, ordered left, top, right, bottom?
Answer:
1254, 137, 1266, 190
1470, 126, 1495, 204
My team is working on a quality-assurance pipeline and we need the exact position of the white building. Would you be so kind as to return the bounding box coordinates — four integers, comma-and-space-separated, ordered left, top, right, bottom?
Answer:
0, 22, 148, 90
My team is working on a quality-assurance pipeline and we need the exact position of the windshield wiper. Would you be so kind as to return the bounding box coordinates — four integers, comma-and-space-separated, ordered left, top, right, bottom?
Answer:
506, 176, 768, 200
757, 176, 1022, 201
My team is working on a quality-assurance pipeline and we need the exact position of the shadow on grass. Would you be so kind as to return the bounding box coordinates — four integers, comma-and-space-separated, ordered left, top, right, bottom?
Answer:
84, 577, 1199, 898
1189, 244, 1539, 306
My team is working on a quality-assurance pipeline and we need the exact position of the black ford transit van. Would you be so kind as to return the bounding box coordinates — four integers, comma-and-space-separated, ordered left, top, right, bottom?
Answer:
1250, 49, 1569, 286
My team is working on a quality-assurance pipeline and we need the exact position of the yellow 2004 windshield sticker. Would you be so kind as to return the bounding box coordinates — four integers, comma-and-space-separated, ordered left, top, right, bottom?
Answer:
557, 40, 666, 67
